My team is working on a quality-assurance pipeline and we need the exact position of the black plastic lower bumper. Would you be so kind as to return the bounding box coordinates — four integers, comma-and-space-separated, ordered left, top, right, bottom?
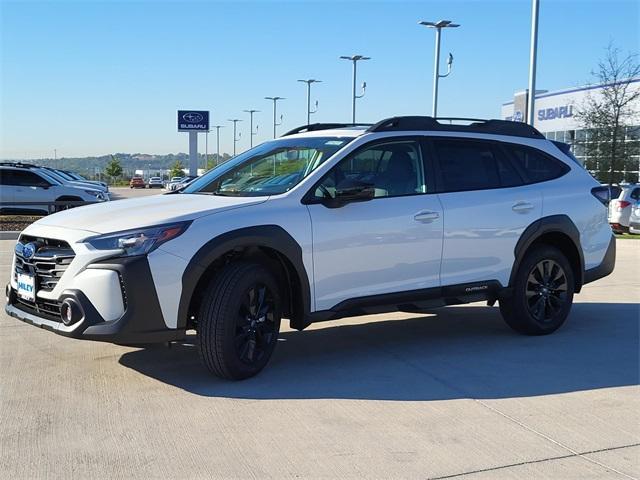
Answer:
5, 255, 185, 344
583, 234, 616, 285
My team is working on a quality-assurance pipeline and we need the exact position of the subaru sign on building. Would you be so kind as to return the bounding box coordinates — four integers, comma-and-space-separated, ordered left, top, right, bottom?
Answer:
501, 79, 640, 134
501, 79, 640, 178
178, 110, 209, 132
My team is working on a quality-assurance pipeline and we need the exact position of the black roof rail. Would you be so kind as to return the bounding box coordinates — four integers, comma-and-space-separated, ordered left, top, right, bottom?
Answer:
282, 123, 373, 137
0, 162, 39, 168
367, 116, 545, 139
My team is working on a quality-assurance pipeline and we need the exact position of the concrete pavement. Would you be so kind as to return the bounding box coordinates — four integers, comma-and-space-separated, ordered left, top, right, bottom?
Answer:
0, 239, 638, 479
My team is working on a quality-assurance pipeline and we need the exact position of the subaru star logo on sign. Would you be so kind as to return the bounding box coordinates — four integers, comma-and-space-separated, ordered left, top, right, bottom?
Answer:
177, 110, 209, 132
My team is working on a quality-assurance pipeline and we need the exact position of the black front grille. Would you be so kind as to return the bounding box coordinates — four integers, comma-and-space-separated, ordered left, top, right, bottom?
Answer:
14, 235, 75, 294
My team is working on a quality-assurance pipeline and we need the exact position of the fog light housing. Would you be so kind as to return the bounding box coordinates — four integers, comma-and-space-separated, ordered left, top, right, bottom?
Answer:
60, 299, 83, 326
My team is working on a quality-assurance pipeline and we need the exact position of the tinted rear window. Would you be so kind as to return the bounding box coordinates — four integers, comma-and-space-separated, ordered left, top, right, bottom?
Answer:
433, 139, 523, 192
508, 146, 569, 183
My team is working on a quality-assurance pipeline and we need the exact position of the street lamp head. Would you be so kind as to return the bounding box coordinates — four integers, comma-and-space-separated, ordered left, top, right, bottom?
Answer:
298, 79, 322, 84
419, 19, 460, 28
340, 55, 371, 61
265, 96, 285, 101
243, 109, 260, 113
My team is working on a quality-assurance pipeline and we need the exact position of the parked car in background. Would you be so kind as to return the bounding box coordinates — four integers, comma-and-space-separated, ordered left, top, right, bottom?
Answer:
147, 177, 164, 188
629, 200, 640, 234
130, 176, 145, 188
167, 175, 198, 191
38, 167, 109, 196
601, 184, 622, 205
62, 170, 109, 192
0, 164, 108, 214
165, 176, 185, 191
608, 183, 640, 233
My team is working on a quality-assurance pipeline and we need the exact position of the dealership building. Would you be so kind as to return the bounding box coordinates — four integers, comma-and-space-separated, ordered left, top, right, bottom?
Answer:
501, 78, 640, 182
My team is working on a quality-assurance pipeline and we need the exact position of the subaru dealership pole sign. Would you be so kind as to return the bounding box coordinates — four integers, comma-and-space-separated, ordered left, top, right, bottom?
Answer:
178, 110, 209, 176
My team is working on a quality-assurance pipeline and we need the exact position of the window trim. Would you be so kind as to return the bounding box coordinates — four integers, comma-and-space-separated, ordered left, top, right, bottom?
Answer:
427, 137, 526, 194
301, 136, 435, 205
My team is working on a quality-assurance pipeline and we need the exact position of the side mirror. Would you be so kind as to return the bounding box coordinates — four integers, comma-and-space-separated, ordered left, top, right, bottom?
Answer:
322, 179, 375, 208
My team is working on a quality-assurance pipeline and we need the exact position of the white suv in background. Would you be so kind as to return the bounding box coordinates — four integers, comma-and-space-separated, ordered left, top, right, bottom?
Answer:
0, 164, 108, 214
608, 183, 640, 233
5, 117, 615, 380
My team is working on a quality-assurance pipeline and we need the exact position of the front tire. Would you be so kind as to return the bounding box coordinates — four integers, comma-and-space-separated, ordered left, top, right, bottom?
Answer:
500, 245, 575, 335
197, 262, 282, 380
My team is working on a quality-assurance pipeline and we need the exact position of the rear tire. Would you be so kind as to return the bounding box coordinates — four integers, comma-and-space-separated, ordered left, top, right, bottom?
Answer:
500, 245, 575, 335
197, 262, 282, 380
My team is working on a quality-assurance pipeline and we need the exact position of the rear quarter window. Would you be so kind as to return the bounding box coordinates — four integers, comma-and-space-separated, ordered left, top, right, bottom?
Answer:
507, 145, 569, 184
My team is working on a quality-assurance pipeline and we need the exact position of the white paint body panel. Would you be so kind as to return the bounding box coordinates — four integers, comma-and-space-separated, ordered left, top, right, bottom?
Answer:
307, 195, 443, 310
439, 184, 542, 287
67, 269, 124, 321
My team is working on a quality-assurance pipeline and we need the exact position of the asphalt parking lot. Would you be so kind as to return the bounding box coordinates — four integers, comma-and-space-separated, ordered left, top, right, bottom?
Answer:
109, 186, 165, 200
0, 237, 638, 479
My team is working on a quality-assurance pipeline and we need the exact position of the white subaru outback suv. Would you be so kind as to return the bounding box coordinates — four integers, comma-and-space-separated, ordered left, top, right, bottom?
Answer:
5, 117, 615, 380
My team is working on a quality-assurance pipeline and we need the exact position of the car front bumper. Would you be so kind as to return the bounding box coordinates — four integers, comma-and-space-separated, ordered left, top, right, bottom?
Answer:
5, 255, 185, 344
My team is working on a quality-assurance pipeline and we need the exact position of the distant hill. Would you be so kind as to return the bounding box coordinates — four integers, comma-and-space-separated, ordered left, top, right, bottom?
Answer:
2, 152, 233, 178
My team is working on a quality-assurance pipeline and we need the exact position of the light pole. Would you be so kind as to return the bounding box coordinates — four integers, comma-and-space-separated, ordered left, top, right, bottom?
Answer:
212, 125, 224, 165
419, 20, 460, 117
265, 96, 285, 138
340, 56, 369, 123
527, 0, 540, 126
243, 109, 260, 148
228, 119, 242, 156
297, 79, 321, 125
205, 131, 208, 170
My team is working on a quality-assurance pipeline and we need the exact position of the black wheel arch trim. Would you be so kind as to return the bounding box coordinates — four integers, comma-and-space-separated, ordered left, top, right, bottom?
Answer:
510, 214, 585, 292
177, 225, 312, 331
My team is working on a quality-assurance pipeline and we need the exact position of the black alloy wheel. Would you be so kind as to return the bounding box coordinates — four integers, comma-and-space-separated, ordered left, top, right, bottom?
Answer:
235, 283, 278, 366
525, 259, 568, 322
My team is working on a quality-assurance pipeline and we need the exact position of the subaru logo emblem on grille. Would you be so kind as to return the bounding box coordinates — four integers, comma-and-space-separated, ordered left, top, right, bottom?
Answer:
22, 243, 37, 260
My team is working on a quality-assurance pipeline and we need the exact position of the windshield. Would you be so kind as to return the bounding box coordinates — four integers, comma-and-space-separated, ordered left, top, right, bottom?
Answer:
183, 136, 353, 196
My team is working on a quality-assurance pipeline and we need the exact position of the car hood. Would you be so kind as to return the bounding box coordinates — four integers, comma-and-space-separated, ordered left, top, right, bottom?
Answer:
35, 193, 267, 234
64, 180, 107, 192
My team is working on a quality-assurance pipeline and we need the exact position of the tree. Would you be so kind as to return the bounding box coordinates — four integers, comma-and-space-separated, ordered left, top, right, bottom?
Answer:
104, 155, 123, 184
574, 44, 640, 184
170, 160, 185, 179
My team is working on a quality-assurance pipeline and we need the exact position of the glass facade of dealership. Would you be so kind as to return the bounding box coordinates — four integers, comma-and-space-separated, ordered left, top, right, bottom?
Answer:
501, 80, 640, 183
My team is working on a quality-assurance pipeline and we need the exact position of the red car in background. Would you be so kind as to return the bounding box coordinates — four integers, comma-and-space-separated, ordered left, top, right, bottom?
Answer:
129, 176, 145, 188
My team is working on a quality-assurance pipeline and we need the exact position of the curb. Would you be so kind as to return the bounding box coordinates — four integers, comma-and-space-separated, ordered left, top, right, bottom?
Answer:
0, 231, 20, 240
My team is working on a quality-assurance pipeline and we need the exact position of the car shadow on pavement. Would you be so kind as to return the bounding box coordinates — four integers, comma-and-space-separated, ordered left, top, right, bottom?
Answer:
118, 302, 639, 400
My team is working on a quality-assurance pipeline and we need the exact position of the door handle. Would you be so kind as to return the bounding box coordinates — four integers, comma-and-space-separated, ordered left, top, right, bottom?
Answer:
512, 201, 534, 213
414, 211, 440, 223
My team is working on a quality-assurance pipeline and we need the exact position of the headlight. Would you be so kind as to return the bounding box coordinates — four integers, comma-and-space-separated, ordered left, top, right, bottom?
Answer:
85, 190, 105, 200
85, 221, 191, 256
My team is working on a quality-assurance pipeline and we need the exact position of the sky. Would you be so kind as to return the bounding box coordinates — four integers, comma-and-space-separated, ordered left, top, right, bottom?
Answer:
1, 0, 638, 159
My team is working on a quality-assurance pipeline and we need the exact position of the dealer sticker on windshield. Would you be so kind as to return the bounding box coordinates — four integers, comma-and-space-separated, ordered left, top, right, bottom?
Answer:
16, 273, 36, 302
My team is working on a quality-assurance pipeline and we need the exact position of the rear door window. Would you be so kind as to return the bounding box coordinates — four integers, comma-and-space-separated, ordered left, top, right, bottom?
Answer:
432, 139, 523, 192
10, 170, 51, 187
